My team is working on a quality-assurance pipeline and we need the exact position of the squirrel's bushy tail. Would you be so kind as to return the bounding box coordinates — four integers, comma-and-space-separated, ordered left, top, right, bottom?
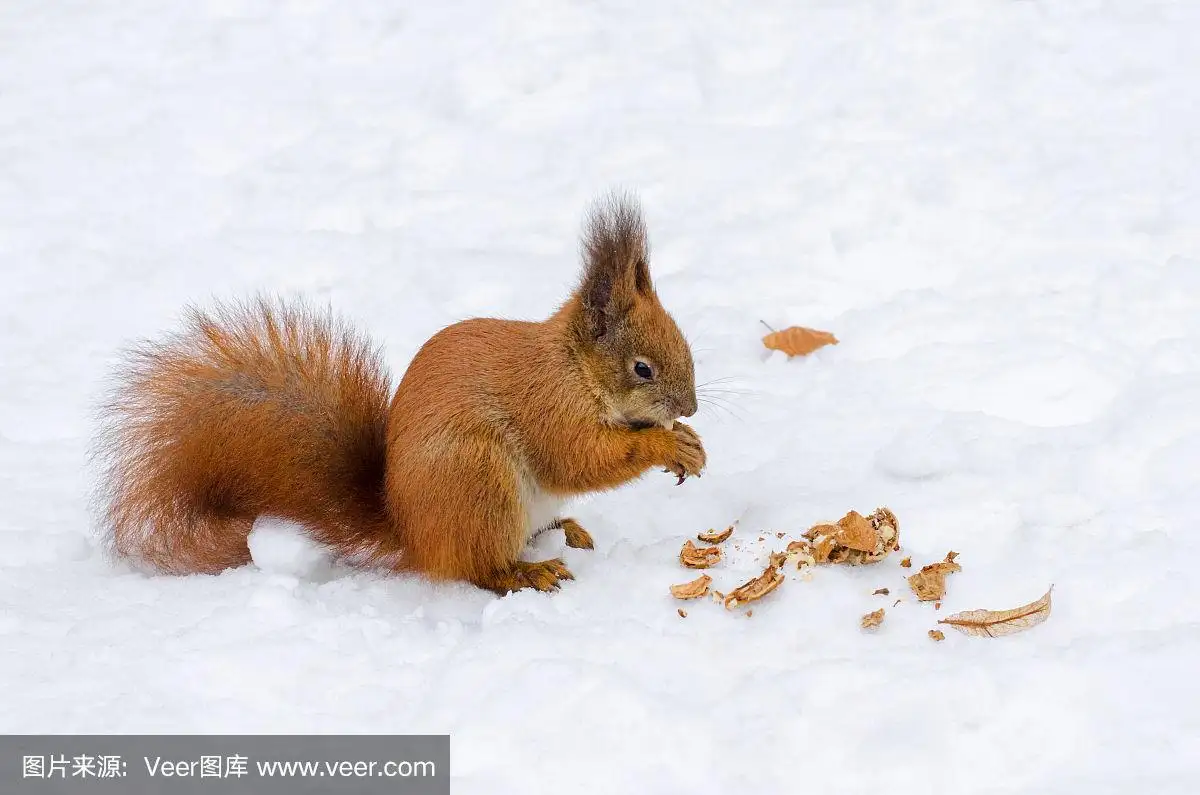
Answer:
94, 298, 399, 574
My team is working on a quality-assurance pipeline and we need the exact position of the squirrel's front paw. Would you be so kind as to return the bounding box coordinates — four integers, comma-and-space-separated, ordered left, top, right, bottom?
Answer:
558, 518, 595, 550
663, 422, 706, 485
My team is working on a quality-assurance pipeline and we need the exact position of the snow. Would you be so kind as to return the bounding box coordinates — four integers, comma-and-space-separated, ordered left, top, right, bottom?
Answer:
247, 517, 335, 580
2, 1, 1199, 793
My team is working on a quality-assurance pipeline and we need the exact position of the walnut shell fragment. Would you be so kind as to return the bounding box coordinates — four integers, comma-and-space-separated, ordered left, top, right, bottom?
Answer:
786, 540, 810, 555
670, 574, 712, 600
698, 524, 736, 544
680, 540, 722, 569
794, 507, 901, 566
785, 540, 817, 569
811, 534, 838, 563
724, 564, 784, 609
802, 523, 839, 541
836, 510, 877, 552
869, 507, 900, 546
861, 608, 885, 629
928, 629, 945, 642
907, 551, 961, 601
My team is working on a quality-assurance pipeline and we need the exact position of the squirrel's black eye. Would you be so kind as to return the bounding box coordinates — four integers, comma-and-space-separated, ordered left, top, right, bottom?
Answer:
634, 361, 653, 380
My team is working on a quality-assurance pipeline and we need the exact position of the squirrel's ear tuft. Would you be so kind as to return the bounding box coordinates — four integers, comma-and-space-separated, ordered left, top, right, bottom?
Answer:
579, 191, 652, 339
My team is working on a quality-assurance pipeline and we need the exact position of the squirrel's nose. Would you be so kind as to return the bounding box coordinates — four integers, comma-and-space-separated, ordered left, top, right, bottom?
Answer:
680, 394, 698, 418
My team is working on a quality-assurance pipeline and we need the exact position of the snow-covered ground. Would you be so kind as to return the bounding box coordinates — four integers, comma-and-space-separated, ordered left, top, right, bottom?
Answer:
2, 1, 1199, 792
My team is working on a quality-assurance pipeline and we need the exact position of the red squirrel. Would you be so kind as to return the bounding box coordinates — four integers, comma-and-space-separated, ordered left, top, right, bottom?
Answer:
95, 194, 705, 594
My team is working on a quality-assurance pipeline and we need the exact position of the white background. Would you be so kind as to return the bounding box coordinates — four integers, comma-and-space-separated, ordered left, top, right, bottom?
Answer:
2, 2, 1198, 793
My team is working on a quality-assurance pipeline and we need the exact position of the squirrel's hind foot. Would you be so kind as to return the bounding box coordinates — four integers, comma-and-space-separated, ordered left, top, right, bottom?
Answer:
478, 558, 575, 595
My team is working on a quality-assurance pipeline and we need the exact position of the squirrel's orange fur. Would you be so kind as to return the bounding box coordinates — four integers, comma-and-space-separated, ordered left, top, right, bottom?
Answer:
95, 194, 704, 594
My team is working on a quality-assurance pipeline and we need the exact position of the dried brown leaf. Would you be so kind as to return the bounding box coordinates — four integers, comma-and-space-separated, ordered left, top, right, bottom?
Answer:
861, 608, 885, 629
669, 574, 712, 600
724, 564, 785, 608
906, 552, 962, 601
939, 588, 1053, 638
762, 326, 839, 357
928, 630, 945, 642
680, 540, 722, 569
698, 524, 735, 544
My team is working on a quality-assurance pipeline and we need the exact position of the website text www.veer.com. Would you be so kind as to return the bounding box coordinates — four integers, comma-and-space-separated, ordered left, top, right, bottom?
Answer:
143, 756, 437, 780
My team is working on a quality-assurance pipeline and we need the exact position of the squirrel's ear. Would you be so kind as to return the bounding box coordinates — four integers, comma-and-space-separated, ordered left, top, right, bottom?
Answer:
579, 192, 651, 340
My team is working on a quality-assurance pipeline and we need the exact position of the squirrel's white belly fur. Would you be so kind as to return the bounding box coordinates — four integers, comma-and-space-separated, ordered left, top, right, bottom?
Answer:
517, 466, 562, 543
